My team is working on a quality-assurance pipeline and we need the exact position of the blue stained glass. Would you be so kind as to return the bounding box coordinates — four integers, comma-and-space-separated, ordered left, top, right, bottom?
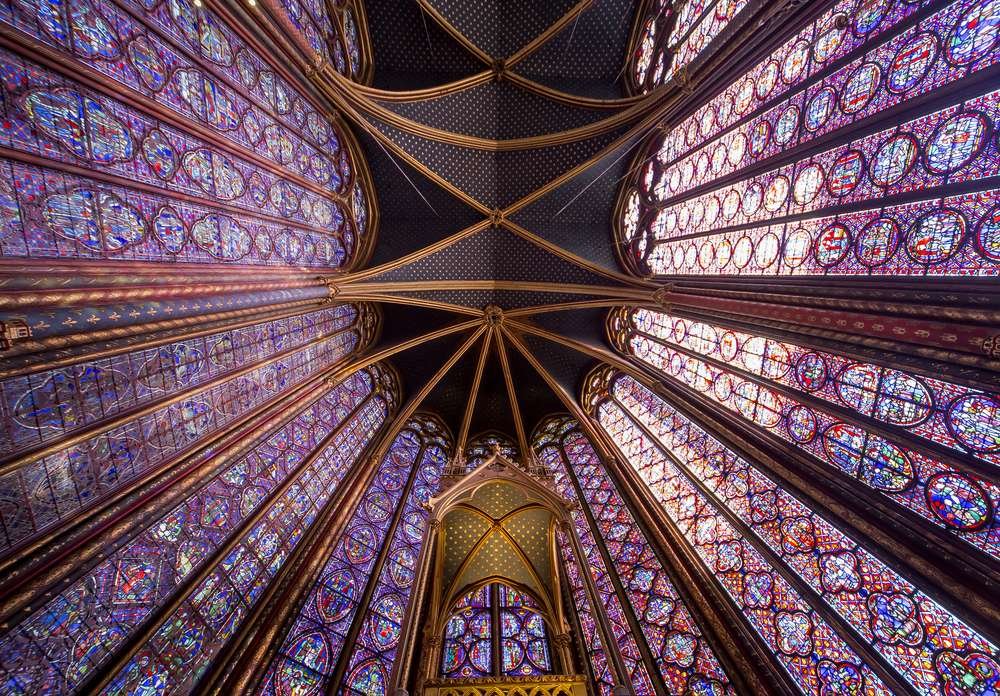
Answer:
925, 112, 990, 174
887, 31, 938, 93
24, 89, 133, 162
253, 419, 449, 695
0, 366, 387, 694
946, 1, 1000, 65
68, 1, 120, 59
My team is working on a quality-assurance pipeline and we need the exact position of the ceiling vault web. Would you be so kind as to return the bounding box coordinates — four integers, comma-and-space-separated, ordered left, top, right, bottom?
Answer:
413, 0, 496, 66
348, 67, 647, 109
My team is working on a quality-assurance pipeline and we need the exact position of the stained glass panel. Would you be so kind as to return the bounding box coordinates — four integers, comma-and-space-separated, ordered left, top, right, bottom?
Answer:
257, 416, 450, 695
535, 417, 731, 695
594, 370, 1000, 696
498, 583, 551, 677
0, 307, 362, 553
339, 419, 451, 695
615, 311, 1000, 561
594, 392, 890, 694
442, 586, 494, 679
101, 370, 391, 693
622, 0, 1000, 280
463, 431, 520, 472
0, 367, 386, 694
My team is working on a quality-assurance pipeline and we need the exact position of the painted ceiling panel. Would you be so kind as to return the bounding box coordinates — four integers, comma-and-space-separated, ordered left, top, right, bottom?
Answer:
365, 225, 624, 286
510, 0, 642, 96
383, 289, 616, 312
443, 507, 493, 581
423, 0, 580, 59
452, 531, 545, 600
363, 114, 633, 209
470, 481, 529, 518
364, 0, 485, 88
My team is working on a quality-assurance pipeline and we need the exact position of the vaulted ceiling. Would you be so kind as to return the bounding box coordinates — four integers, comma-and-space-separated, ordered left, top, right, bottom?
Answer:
321, 0, 815, 457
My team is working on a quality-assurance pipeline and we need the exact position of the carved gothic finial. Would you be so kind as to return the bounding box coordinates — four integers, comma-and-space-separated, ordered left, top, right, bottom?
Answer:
484, 305, 504, 327
487, 456, 507, 472
675, 66, 694, 96
0, 320, 31, 350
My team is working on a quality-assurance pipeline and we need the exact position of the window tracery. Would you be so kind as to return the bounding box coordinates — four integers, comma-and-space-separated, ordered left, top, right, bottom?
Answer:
463, 431, 520, 471
588, 366, 1000, 695
619, 0, 1000, 278
257, 415, 450, 695
0, 304, 369, 553
441, 582, 554, 680
0, 365, 394, 694
0, 0, 375, 266
533, 416, 730, 695
611, 308, 1000, 558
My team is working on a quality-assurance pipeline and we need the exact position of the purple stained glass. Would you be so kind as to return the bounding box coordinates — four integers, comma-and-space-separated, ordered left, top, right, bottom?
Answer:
442, 586, 494, 679
257, 417, 448, 696
0, 367, 387, 694
99, 368, 392, 694
592, 370, 1000, 696
617, 309, 1000, 562
463, 431, 520, 472
622, 0, 1000, 281
0, 308, 364, 553
338, 419, 450, 694
533, 417, 732, 695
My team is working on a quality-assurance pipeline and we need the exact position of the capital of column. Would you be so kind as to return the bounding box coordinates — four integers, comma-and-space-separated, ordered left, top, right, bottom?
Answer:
551, 632, 573, 648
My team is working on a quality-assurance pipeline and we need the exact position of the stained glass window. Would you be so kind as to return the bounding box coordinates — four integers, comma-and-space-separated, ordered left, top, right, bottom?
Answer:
612, 308, 1000, 561
498, 584, 552, 677
463, 431, 520, 471
441, 582, 553, 680
256, 415, 451, 695
627, 0, 752, 92
0, 365, 392, 694
530, 418, 616, 695
442, 585, 494, 679
338, 418, 450, 694
620, 0, 1000, 278
99, 367, 393, 694
533, 415, 731, 695
554, 529, 616, 695
0, 0, 376, 267
589, 367, 1000, 696
0, 304, 367, 554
